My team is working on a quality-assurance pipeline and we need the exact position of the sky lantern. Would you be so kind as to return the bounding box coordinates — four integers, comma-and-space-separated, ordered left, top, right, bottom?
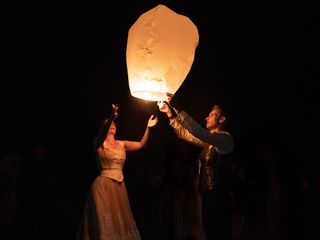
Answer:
126, 4, 199, 101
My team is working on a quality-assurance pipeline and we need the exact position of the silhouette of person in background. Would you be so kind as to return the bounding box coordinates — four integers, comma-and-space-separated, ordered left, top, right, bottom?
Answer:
161, 140, 201, 240
0, 150, 22, 240
77, 104, 158, 240
17, 143, 56, 240
158, 95, 234, 240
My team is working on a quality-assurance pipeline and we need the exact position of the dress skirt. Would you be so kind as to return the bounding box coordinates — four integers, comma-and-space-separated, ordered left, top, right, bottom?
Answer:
77, 176, 141, 240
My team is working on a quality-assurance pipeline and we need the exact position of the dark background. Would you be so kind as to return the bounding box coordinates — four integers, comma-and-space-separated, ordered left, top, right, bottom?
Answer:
3, 0, 317, 169
1, 0, 318, 239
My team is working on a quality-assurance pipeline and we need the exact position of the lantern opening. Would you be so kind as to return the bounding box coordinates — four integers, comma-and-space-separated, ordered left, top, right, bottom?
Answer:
131, 90, 169, 102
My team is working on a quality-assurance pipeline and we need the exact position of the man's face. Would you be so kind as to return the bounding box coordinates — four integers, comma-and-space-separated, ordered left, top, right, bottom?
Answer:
205, 109, 222, 130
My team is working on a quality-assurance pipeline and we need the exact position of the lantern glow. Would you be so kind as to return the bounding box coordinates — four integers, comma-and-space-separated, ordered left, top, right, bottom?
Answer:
126, 4, 199, 101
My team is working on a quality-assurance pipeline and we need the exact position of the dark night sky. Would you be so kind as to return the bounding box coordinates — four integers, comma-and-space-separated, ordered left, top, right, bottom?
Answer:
2, 1, 318, 181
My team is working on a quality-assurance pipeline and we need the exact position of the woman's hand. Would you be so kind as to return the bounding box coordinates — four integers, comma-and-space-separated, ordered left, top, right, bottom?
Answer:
147, 115, 158, 128
111, 104, 119, 119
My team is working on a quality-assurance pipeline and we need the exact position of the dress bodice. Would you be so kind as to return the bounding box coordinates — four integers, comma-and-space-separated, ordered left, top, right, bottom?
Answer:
96, 140, 126, 182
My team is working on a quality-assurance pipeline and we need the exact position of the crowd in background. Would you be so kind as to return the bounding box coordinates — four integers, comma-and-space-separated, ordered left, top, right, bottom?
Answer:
0, 138, 318, 240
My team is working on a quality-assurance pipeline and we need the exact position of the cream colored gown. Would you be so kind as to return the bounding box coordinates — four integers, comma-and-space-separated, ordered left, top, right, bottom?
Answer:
77, 140, 141, 240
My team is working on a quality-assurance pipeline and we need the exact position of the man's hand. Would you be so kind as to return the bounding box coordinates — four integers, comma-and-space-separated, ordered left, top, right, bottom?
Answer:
166, 93, 182, 113
157, 101, 170, 113
157, 101, 177, 119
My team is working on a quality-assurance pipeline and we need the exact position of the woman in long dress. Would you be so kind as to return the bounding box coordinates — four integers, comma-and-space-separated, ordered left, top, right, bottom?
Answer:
77, 104, 158, 240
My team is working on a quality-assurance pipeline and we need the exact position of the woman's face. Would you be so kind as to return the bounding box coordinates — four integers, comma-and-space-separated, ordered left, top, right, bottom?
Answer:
108, 122, 117, 134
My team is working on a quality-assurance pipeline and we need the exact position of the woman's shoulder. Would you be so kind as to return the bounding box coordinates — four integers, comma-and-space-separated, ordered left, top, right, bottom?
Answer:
116, 140, 125, 147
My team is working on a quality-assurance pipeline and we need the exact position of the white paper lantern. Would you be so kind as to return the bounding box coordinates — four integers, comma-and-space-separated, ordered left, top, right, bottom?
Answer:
126, 4, 199, 101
